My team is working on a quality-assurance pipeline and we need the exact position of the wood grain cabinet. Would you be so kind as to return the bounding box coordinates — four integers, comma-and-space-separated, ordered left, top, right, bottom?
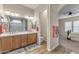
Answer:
0, 39, 1, 51
0, 33, 37, 53
12, 35, 21, 49
21, 35, 28, 47
27, 34, 37, 45
0, 37, 12, 52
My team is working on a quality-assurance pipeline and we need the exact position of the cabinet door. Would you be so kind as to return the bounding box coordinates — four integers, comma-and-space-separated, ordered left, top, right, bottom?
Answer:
21, 35, 27, 47
0, 37, 12, 51
0, 39, 2, 51
27, 34, 37, 45
12, 35, 21, 49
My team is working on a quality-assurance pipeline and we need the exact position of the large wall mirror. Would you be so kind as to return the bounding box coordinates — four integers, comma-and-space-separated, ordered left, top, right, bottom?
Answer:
0, 15, 27, 33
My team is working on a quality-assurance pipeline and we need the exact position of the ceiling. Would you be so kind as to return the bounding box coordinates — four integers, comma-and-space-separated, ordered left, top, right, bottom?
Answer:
22, 4, 79, 16
59, 4, 79, 16
22, 4, 39, 9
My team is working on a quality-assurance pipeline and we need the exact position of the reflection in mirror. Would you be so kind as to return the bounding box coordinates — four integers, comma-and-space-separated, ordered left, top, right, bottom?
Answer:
0, 15, 28, 33
10, 19, 24, 32
9, 16, 27, 32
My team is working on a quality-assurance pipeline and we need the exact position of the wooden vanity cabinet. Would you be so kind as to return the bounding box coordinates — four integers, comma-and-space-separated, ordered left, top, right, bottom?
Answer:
0, 37, 12, 52
21, 35, 28, 47
0, 39, 1, 51
12, 35, 21, 49
0, 33, 37, 53
27, 34, 37, 45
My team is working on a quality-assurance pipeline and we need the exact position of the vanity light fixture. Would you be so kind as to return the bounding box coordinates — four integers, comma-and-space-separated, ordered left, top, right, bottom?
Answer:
11, 20, 22, 23
24, 16, 34, 19
14, 13, 20, 17
10, 12, 15, 16
24, 16, 29, 19
29, 17, 34, 19
4, 11, 11, 15
4, 11, 20, 17
10, 12, 20, 17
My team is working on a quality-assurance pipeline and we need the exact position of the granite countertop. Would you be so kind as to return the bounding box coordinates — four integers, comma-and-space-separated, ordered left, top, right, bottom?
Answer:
0, 30, 37, 37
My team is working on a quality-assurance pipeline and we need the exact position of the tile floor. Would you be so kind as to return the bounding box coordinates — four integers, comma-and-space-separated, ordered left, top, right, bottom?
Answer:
24, 44, 77, 54
60, 36, 79, 53
6, 43, 77, 54
6, 37, 79, 54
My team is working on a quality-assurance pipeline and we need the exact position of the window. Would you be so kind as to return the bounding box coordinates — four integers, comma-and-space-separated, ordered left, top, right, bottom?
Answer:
73, 21, 79, 32
65, 22, 72, 32
65, 21, 79, 32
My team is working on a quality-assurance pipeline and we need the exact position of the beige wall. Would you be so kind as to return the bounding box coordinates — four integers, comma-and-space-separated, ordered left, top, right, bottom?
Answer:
39, 9, 48, 41
3, 4, 34, 17
0, 5, 3, 14
34, 4, 64, 51
35, 4, 48, 13
49, 5, 59, 51
59, 19, 65, 44
47, 4, 64, 51
34, 5, 49, 45
59, 19, 65, 34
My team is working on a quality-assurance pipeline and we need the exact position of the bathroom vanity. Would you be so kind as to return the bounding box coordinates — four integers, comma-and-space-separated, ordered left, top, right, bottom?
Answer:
0, 31, 37, 53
